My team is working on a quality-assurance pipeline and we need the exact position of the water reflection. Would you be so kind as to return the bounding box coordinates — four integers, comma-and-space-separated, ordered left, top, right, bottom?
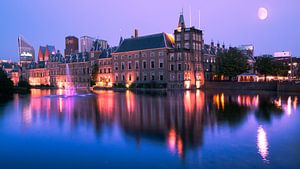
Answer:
12, 89, 296, 158
257, 125, 269, 162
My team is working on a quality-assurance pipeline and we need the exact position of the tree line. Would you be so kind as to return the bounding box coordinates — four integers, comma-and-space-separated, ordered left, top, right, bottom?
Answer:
215, 47, 292, 81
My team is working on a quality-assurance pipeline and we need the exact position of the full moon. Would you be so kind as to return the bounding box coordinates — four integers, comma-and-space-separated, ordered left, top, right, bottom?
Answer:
258, 7, 268, 20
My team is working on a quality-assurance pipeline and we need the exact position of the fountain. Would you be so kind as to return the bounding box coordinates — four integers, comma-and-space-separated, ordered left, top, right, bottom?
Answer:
65, 63, 76, 96
43, 62, 94, 99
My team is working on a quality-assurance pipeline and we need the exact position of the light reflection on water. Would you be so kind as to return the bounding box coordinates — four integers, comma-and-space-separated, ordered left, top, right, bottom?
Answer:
257, 125, 269, 162
0, 89, 300, 169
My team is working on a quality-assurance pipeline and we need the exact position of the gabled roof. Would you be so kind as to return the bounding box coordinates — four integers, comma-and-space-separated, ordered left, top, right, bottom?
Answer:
115, 33, 174, 53
46, 45, 56, 54
39, 46, 46, 56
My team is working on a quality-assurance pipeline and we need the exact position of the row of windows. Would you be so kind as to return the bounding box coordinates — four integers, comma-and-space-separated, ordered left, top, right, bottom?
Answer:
49, 68, 90, 76
50, 78, 90, 83
176, 33, 202, 41
99, 68, 111, 74
169, 63, 192, 71
116, 73, 164, 82
114, 52, 165, 60
115, 60, 164, 71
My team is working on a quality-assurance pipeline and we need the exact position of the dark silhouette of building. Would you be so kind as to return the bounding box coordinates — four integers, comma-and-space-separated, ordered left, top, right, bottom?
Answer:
64, 36, 79, 57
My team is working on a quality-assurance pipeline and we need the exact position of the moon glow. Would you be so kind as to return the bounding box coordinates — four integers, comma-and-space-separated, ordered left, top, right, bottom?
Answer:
258, 7, 268, 20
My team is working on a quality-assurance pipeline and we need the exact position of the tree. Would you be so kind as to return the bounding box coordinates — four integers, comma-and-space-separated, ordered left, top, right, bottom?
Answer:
216, 47, 248, 80
0, 69, 14, 97
255, 56, 274, 81
273, 61, 289, 77
91, 63, 99, 86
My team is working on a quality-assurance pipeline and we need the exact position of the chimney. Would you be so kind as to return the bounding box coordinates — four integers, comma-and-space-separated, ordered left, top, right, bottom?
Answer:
134, 29, 138, 38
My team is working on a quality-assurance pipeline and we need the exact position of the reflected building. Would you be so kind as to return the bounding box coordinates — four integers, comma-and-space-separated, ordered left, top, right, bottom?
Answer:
18, 36, 35, 67
18, 90, 291, 158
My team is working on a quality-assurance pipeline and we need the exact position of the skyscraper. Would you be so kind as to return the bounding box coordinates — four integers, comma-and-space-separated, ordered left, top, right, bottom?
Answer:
80, 36, 95, 52
64, 36, 79, 57
18, 36, 35, 67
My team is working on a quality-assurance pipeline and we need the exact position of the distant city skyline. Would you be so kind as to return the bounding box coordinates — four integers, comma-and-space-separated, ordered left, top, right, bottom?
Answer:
1, 0, 300, 61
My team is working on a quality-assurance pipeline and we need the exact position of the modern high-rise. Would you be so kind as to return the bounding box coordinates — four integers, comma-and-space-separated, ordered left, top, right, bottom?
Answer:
80, 36, 95, 52
18, 36, 35, 67
38, 45, 56, 62
64, 36, 79, 57
91, 39, 108, 51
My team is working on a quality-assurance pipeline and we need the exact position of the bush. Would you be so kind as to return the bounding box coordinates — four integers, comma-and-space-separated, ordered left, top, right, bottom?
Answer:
18, 80, 31, 89
0, 69, 14, 97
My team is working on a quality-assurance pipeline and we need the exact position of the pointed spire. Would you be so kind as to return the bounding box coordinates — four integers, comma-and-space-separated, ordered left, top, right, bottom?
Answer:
177, 12, 186, 32
119, 36, 123, 46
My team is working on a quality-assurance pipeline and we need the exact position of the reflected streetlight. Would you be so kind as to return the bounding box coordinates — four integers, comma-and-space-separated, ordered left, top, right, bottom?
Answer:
257, 126, 269, 162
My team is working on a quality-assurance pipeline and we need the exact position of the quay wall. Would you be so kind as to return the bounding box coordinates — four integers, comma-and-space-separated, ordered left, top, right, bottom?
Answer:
203, 81, 300, 92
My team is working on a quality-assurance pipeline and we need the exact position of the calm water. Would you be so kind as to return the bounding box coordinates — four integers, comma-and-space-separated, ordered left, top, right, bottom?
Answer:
0, 89, 299, 169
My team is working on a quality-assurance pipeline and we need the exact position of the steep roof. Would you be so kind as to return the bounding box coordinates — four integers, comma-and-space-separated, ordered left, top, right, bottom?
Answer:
39, 46, 46, 56
46, 45, 56, 54
115, 33, 174, 53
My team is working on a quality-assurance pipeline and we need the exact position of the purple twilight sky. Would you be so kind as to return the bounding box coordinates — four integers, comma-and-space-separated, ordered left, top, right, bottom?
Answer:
0, 0, 299, 61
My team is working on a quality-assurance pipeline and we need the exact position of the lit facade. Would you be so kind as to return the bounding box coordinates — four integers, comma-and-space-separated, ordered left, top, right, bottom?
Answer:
80, 36, 95, 52
18, 36, 35, 67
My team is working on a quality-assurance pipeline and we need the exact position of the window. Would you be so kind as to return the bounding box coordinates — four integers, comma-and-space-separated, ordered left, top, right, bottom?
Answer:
122, 74, 125, 81
184, 42, 190, 49
151, 60, 155, 69
184, 33, 189, 40
170, 64, 174, 71
151, 75, 155, 81
114, 63, 118, 71
143, 61, 147, 69
121, 62, 125, 70
178, 64, 182, 71
159, 59, 164, 68
135, 61, 139, 69
128, 62, 132, 70
150, 52, 155, 57
100, 69, 102, 74
129, 74, 132, 81
177, 53, 182, 60
104, 69, 106, 73
159, 52, 164, 57
160, 74, 164, 81
144, 75, 147, 81
115, 75, 118, 81
136, 73, 140, 81
108, 68, 111, 73
170, 53, 175, 61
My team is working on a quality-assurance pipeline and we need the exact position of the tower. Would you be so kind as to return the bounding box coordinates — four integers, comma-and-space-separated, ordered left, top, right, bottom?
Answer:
173, 13, 205, 89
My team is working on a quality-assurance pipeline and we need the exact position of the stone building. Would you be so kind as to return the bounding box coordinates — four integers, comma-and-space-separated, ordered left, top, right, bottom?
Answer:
112, 32, 174, 88
47, 51, 91, 89
111, 13, 205, 89
169, 13, 204, 89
